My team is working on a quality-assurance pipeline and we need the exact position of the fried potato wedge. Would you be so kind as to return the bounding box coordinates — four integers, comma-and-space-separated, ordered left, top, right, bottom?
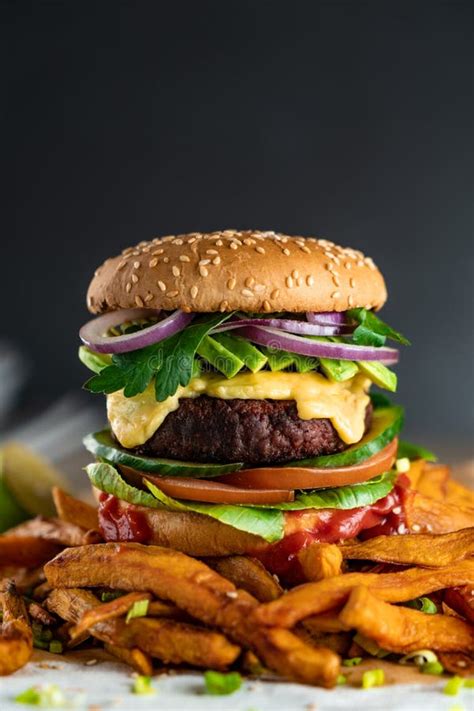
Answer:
45, 544, 340, 686
205, 555, 283, 602
255, 560, 474, 627
405, 490, 474, 534
410, 464, 451, 500
52, 487, 99, 531
298, 543, 343, 582
105, 643, 153, 675
46, 587, 239, 670
70, 592, 152, 640
0, 536, 62, 567
445, 479, 474, 510
339, 586, 474, 653
438, 651, 474, 677
5, 516, 100, 546
340, 528, 474, 567
0, 566, 44, 594
444, 586, 474, 623
0, 580, 33, 675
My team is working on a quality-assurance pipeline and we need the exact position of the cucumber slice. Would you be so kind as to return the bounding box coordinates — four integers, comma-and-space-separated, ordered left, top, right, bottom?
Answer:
1, 443, 68, 518
84, 430, 244, 477
285, 405, 404, 469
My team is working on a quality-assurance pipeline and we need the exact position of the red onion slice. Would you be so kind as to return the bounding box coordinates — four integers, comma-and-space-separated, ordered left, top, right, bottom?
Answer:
212, 317, 352, 337
306, 311, 349, 326
237, 325, 399, 364
79, 308, 194, 354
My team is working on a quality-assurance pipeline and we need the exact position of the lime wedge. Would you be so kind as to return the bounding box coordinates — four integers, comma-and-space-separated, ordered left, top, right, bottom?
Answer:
1, 442, 68, 518
0, 451, 29, 531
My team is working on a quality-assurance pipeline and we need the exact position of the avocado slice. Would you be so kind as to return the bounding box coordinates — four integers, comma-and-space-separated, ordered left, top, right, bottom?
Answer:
212, 332, 268, 373
84, 429, 244, 477
263, 347, 319, 373
357, 361, 397, 392
320, 358, 359, 382
0, 452, 29, 532
196, 335, 244, 378
285, 405, 404, 469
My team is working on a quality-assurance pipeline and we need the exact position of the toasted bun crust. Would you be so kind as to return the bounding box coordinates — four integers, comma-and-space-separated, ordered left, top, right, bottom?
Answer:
87, 230, 387, 314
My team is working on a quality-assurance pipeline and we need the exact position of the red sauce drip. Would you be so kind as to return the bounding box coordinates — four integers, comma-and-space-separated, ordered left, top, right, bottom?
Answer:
98, 493, 151, 543
253, 476, 409, 583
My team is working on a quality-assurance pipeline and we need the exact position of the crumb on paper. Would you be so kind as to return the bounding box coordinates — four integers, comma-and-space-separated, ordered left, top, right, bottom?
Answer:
85, 659, 99, 666
305, 704, 317, 711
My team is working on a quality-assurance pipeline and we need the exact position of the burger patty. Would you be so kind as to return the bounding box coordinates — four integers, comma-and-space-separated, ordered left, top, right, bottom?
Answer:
132, 397, 373, 465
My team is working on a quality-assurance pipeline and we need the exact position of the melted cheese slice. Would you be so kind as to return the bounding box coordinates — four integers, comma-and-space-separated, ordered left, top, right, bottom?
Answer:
107, 371, 371, 449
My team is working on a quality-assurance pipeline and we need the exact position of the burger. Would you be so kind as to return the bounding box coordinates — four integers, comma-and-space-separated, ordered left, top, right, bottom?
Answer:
78, 230, 439, 582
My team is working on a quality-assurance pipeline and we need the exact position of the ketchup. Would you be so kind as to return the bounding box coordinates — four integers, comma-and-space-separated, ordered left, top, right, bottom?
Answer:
98, 492, 151, 543
253, 476, 409, 583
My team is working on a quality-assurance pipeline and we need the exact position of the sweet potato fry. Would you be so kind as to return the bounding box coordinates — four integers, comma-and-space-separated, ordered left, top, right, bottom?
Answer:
0, 580, 33, 675
340, 528, 474, 567
445, 479, 474, 510
205, 555, 283, 601
70, 592, 152, 640
444, 586, 474, 623
405, 490, 474, 534
0, 536, 62, 567
412, 463, 451, 500
5, 516, 101, 546
45, 544, 340, 686
46, 587, 240, 670
303, 613, 350, 634
255, 560, 474, 627
339, 586, 474, 653
52, 487, 99, 531
147, 600, 186, 619
105, 644, 153, 675
298, 543, 343, 582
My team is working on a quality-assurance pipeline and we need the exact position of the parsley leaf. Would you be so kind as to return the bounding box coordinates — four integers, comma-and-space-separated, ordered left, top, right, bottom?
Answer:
84, 313, 232, 402
348, 308, 410, 347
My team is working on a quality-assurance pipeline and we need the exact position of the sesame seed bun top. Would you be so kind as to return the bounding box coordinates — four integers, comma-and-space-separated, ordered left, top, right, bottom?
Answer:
87, 230, 387, 314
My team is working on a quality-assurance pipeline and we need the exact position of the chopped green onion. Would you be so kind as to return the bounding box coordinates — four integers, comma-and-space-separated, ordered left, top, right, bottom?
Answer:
32, 637, 49, 650
444, 676, 464, 696
132, 675, 155, 695
337, 674, 347, 685
399, 649, 438, 666
361, 669, 385, 689
447, 704, 465, 711
421, 661, 444, 676
125, 599, 149, 623
48, 640, 63, 654
100, 590, 125, 602
343, 657, 362, 667
464, 679, 474, 687
354, 633, 390, 658
404, 597, 437, 614
14, 684, 66, 707
204, 670, 242, 695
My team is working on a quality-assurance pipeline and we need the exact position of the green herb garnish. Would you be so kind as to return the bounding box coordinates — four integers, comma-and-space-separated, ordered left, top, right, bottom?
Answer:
361, 668, 385, 689
14, 684, 67, 707
343, 657, 362, 667
132, 675, 156, 695
348, 308, 410, 347
404, 597, 438, 614
421, 661, 444, 675
443, 676, 464, 696
203, 670, 242, 695
337, 674, 347, 685
125, 599, 149, 623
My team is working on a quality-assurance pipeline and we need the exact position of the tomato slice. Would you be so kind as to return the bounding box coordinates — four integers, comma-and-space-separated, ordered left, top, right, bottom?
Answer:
124, 469, 295, 505
214, 438, 398, 490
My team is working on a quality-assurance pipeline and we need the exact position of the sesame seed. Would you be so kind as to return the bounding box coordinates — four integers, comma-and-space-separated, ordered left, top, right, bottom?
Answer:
292, 269, 299, 279
206, 249, 218, 255
397, 523, 407, 534
297, 277, 303, 287
255, 246, 265, 254
456, 660, 467, 667
300, 245, 311, 254
215, 239, 223, 246
172, 239, 183, 246
226, 591, 238, 599
152, 248, 164, 255
331, 291, 340, 299
163, 257, 169, 263
131, 273, 139, 283
199, 266, 209, 277
306, 275, 314, 287
148, 257, 159, 267
350, 278, 356, 288
286, 276, 294, 288
158, 280, 166, 291
263, 299, 271, 312
345, 261, 352, 269
227, 277, 236, 290
179, 255, 190, 262
172, 266, 180, 277
357, 259, 364, 267
199, 259, 211, 266
245, 276, 255, 288
135, 295, 144, 307
254, 284, 265, 293
271, 289, 280, 299
348, 295, 354, 306
190, 285, 198, 299
144, 292, 153, 302
212, 256, 221, 265
219, 300, 229, 311
116, 261, 127, 271
282, 248, 290, 256
125, 282, 132, 293
332, 276, 340, 286
241, 288, 253, 297
392, 506, 402, 515
133, 261, 140, 269
412, 523, 421, 532
141, 245, 150, 253
230, 242, 238, 250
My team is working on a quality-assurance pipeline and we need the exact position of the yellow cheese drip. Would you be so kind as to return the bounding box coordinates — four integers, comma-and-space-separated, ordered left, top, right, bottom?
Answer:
107, 371, 371, 449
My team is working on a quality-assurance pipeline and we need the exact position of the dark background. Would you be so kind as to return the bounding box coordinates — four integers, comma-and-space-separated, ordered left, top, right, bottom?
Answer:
4, 1, 474, 452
